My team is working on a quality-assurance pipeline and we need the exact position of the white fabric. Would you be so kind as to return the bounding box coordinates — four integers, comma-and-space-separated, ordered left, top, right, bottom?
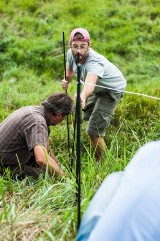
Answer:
77, 141, 160, 241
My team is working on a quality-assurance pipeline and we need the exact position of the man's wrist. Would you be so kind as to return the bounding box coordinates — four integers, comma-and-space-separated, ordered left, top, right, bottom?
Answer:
66, 76, 71, 82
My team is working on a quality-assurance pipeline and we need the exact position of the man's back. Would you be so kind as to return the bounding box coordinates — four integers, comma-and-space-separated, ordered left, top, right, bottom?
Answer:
0, 106, 49, 165
77, 141, 160, 241
91, 159, 160, 240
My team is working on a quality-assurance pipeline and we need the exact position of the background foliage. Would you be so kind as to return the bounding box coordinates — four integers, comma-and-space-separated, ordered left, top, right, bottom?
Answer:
0, 0, 160, 240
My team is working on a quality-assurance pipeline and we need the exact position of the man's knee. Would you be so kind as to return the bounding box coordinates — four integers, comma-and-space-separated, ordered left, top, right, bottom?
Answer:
24, 165, 44, 178
0, 164, 26, 180
87, 110, 111, 137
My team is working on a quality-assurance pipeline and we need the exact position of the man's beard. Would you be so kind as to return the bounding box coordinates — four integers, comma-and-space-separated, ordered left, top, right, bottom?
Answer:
74, 53, 86, 63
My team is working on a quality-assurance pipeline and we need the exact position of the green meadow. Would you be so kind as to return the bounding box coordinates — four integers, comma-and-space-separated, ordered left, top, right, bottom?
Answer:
0, 0, 160, 240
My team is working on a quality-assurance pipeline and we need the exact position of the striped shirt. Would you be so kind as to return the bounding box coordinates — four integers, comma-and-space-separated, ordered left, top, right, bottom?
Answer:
0, 105, 50, 165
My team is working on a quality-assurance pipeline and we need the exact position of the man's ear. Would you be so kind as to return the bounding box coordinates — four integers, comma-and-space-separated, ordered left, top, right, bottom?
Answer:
57, 112, 63, 117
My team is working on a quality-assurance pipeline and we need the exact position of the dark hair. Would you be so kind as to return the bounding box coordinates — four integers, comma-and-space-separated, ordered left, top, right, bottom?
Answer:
72, 33, 90, 46
74, 32, 84, 40
42, 92, 74, 116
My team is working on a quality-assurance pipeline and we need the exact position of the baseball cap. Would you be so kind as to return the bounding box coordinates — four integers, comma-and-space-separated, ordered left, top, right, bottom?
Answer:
70, 28, 90, 43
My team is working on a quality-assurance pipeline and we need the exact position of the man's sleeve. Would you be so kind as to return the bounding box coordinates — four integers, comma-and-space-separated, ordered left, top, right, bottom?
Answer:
23, 122, 49, 151
87, 62, 104, 78
67, 49, 74, 70
76, 172, 123, 241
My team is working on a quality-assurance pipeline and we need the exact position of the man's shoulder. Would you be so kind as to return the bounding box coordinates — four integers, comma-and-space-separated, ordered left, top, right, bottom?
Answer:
15, 106, 42, 118
67, 48, 73, 59
13, 105, 46, 126
87, 48, 107, 64
28, 105, 47, 122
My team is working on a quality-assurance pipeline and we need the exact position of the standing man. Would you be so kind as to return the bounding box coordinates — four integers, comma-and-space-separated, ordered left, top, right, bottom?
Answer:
61, 28, 126, 160
0, 92, 74, 179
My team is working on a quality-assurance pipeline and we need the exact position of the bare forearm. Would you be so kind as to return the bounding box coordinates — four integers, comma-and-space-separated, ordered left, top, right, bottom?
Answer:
66, 74, 75, 83
47, 148, 64, 175
80, 73, 98, 109
82, 73, 98, 98
47, 156, 64, 176
34, 145, 65, 176
66, 65, 75, 82
61, 67, 75, 90
81, 85, 95, 99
